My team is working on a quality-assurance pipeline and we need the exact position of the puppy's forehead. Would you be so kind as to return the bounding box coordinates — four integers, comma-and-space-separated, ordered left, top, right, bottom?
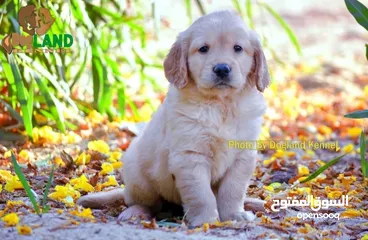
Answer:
188, 11, 250, 43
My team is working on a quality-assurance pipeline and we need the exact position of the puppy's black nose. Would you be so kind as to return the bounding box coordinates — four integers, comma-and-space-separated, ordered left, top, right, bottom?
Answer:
213, 64, 231, 78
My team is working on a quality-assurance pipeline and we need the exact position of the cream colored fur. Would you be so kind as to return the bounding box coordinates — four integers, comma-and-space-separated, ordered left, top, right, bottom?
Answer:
77, 10, 270, 226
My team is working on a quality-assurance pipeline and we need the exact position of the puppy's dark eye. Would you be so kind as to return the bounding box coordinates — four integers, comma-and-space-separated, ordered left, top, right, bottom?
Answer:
234, 45, 243, 52
199, 46, 209, 53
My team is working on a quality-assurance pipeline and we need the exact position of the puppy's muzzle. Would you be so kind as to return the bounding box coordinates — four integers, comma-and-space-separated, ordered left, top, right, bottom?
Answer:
213, 63, 232, 88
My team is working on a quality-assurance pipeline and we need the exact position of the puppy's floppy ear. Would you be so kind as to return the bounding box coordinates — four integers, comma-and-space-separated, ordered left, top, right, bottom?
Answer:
247, 31, 270, 92
164, 35, 189, 89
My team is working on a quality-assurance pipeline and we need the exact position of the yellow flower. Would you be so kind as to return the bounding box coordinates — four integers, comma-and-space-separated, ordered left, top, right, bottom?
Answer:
112, 161, 123, 169
86, 110, 105, 125
100, 162, 114, 175
108, 151, 122, 162
48, 184, 80, 207
297, 187, 311, 195
70, 175, 94, 192
96, 176, 118, 191
6, 200, 24, 208
88, 140, 110, 154
0, 184, 2, 193
263, 157, 275, 166
341, 209, 362, 218
0, 170, 13, 182
32, 126, 62, 144
4, 175, 24, 192
298, 164, 310, 176
65, 131, 82, 144
342, 143, 355, 153
361, 233, 368, 240
263, 185, 274, 192
203, 223, 209, 232
347, 127, 362, 138
316, 159, 325, 167
74, 152, 91, 166
70, 208, 94, 219
2, 213, 19, 226
327, 191, 342, 199
54, 157, 65, 167
318, 125, 332, 136
212, 220, 233, 227
17, 225, 32, 235
4, 150, 11, 158
18, 150, 31, 161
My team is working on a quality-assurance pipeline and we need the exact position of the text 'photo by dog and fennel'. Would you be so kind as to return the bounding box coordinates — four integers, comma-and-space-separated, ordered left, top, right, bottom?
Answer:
2, 4, 73, 54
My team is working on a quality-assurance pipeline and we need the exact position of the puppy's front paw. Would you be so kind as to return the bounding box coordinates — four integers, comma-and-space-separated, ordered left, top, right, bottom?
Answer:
220, 210, 256, 222
118, 205, 152, 221
188, 214, 218, 227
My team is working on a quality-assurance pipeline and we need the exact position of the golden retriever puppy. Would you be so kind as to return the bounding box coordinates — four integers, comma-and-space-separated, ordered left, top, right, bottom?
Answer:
77, 10, 270, 226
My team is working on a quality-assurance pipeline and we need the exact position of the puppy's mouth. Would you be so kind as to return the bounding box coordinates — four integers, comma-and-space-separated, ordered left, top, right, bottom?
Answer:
214, 80, 233, 89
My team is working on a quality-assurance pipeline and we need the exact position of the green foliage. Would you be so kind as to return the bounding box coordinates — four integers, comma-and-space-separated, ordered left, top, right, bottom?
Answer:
344, 109, 368, 119
360, 130, 367, 177
42, 164, 55, 213
345, 0, 368, 31
299, 153, 349, 183
0, 0, 163, 136
11, 152, 54, 214
259, 3, 302, 55
11, 152, 40, 215
0, 0, 301, 137
345, 0, 368, 61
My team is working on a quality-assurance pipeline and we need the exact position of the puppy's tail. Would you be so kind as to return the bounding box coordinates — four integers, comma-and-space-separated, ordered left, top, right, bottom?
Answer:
77, 188, 125, 209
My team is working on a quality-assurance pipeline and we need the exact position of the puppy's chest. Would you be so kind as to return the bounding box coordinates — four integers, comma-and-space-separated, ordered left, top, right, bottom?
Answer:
198, 105, 247, 179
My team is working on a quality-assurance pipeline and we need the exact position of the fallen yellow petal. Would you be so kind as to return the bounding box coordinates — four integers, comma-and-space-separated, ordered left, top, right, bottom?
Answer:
112, 161, 123, 169
6, 200, 24, 208
347, 127, 362, 138
109, 151, 122, 162
70, 208, 95, 219
4, 175, 24, 192
74, 152, 91, 166
341, 209, 362, 218
70, 175, 94, 192
17, 225, 32, 235
327, 191, 342, 199
2, 213, 19, 226
342, 143, 355, 153
100, 162, 114, 175
298, 164, 310, 176
88, 140, 110, 154
0, 170, 13, 182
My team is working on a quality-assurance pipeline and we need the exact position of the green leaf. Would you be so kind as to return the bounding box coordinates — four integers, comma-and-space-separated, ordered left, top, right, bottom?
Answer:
246, 0, 254, 29
195, 0, 206, 15
42, 163, 55, 212
360, 130, 367, 177
344, 109, 368, 119
91, 42, 107, 112
260, 3, 302, 55
185, 0, 192, 23
345, 0, 368, 31
9, 55, 33, 138
33, 73, 66, 133
300, 153, 349, 183
117, 84, 126, 118
232, 0, 244, 16
11, 152, 40, 215
27, 79, 34, 116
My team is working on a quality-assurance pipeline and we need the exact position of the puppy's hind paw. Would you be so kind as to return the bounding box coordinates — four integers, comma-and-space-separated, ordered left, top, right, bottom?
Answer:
118, 205, 152, 221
